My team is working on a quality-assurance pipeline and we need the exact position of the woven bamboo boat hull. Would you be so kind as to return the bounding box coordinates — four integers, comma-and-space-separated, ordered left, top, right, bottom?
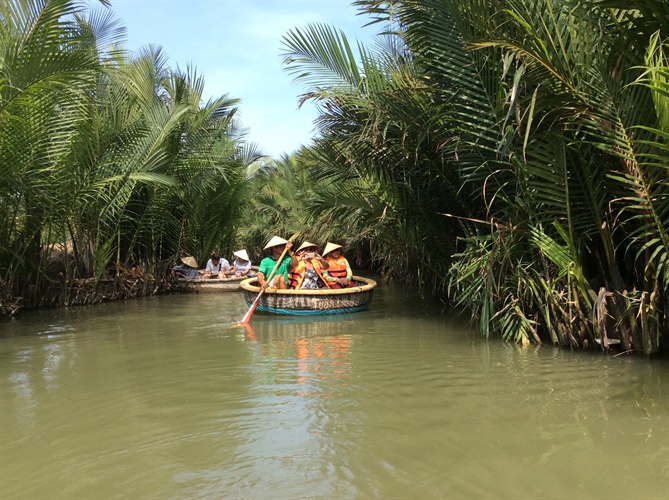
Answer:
178, 272, 256, 293
240, 276, 376, 315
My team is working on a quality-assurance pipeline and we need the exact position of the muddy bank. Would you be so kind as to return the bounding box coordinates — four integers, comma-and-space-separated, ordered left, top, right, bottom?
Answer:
0, 273, 180, 320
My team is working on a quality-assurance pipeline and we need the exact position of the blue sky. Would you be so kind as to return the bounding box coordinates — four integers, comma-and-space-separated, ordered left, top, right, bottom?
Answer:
104, 1, 377, 158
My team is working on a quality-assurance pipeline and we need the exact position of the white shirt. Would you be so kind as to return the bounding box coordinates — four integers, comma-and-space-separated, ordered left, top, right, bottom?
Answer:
205, 258, 230, 273
233, 258, 252, 273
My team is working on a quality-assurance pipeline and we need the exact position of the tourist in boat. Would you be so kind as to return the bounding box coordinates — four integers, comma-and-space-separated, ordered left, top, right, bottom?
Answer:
322, 242, 357, 288
231, 249, 252, 277
288, 241, 330, 290
172, 256, 200, 280
257, 236, 297, 289
203, 253, 231, 278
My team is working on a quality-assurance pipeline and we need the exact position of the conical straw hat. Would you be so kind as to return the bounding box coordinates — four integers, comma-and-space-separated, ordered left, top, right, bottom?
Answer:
322, 242, 343, 257
233, 249, 249, 261
263, 236, 288, 250
181, 256, 198, 268
297, 241, 318, 252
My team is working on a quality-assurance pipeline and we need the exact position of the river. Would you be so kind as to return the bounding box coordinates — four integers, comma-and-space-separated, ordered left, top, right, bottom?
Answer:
1, 279, 667, 499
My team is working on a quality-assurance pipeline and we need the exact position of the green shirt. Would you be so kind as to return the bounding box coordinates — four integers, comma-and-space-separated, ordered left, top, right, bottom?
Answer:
258, 255, 292, 283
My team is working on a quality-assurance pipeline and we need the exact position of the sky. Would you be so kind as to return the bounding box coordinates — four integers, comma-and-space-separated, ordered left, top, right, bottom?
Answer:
102, 0, 378, 158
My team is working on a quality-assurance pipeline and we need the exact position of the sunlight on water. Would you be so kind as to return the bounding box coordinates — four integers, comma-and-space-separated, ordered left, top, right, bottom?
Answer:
1, 283, 668, 499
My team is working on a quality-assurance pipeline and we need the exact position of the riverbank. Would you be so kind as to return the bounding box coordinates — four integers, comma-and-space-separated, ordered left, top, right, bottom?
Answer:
0, 271, 179, 320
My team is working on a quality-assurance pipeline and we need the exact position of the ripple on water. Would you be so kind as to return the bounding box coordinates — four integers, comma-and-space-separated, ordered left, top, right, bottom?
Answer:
1, 293, 667, 499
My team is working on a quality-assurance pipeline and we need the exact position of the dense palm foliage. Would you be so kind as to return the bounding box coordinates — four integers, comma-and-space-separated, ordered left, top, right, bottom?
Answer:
3, 1, 667, 354
279, 21, 468, 291
279, 0, 669, 353
0, 0, 256, 310
241, 150, 390, 269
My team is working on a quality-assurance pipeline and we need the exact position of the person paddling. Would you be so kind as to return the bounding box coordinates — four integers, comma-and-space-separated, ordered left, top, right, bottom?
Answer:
257, 236, 297, 289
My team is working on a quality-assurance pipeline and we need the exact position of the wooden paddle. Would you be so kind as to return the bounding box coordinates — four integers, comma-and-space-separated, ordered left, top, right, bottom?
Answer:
240, 237, 294, 324
314, 262, 331, 289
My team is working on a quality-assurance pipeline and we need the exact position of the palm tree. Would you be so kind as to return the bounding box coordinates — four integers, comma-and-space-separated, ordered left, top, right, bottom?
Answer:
0, 0, 257, 311
397, 0, 668, 352
0, 0, 117, 304
281, 19, 471, 291
280, 0, 669, 353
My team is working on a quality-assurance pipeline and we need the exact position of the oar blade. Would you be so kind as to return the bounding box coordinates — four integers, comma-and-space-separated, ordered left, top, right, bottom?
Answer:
240, 288, 263, 324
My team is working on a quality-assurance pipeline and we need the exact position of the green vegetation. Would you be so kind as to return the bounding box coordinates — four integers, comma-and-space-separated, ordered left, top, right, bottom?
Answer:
271, 0, 668, 353
0, 0, 259, 310
2, 0, 667, 354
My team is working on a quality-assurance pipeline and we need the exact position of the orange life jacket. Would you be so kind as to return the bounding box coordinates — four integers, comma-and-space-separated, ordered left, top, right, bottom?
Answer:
325, 255, 348, 279
288, 260, 330, 289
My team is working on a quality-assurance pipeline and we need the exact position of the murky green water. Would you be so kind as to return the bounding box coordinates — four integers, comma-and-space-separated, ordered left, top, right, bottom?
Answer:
1, 281, 668, 499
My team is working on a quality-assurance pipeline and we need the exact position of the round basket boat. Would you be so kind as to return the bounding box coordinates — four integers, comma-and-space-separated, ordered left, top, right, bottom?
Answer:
177, 271, 256, 293
240, 276, 376, 315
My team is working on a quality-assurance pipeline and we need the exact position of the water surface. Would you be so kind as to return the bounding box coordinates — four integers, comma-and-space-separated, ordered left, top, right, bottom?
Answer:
1, 281, 668, 499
